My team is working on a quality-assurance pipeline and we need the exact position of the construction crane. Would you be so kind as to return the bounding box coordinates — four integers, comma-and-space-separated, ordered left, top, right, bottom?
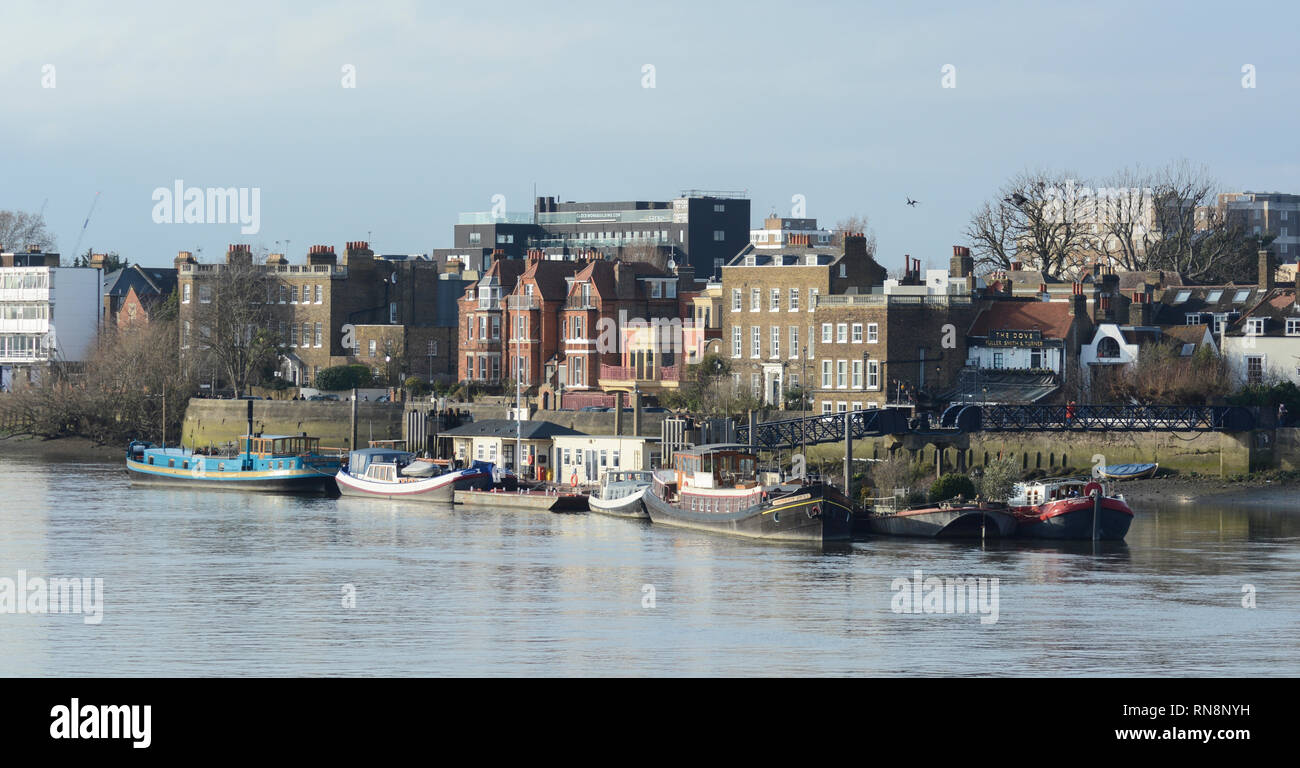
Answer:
70, 191, 101, 262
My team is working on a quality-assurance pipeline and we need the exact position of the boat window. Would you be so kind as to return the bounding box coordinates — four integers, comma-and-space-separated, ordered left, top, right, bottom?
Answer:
148, 456, 154, 465
182, 462, 188, 469
168, 459, 175, 468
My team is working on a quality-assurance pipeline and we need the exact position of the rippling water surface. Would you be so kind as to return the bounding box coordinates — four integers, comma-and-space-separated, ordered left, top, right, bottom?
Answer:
0, 455, 1296, 676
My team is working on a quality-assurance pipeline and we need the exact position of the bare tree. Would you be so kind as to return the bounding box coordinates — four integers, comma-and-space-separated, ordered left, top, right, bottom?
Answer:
966, 170, 1091, 279
188, 260, 283, 397
964, 200, 1018, 273
0, 210, 56, 252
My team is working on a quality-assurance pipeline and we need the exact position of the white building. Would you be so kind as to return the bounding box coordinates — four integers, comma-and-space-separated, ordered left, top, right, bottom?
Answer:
551, 434, 660, 485
749, 215, 833, 249
1, 250, 102, 389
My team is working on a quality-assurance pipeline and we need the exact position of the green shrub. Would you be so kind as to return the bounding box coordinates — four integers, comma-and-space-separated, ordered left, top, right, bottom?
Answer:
316, 364, 374, 391
929, 473, 976, 502
404, 377, 431, 397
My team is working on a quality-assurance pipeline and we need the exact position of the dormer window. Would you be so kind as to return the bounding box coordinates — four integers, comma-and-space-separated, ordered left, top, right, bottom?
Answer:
1247, 318, 1266, 335
1286, 318, 1300, 336
1173, 290, 1191, 303
1233, 290, 1251, 303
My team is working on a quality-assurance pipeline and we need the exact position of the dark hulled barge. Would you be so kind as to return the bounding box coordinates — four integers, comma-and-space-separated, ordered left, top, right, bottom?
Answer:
644, 444, 853, 543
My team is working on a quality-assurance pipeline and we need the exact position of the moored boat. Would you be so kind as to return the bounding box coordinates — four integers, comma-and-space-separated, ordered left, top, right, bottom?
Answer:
126, 434, 341, 494
455, 487, 588, 512
587, 470, 653, 519
336, 447, 496, 502
1097, 462, 1158, 480
1009, 477, 1134, 540
867, 499, 1018, 538
644, 444, 854, 543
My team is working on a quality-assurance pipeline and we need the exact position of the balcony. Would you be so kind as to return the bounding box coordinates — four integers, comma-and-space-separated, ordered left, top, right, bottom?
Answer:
565, 295, 596, 310
507, 295, 539, 310
597, 363, 683, 390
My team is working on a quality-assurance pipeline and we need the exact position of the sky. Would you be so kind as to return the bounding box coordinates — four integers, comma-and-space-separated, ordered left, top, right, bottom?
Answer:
2, 0, 1298, 270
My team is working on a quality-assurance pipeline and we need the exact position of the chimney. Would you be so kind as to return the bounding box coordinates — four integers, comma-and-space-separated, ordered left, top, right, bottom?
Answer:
1259, 248, 1275, 291
1128, 291, 1152, 326
949, 245, 973, 279
266, 252, 288, 266
344, 240, 374, 266
1069, 281, 1088, 317
89, 252, 107, 270
842, 233, 866, 263
672, 258, 695, 287
174, 251, 196, 269
526, 248, 542, 262
226, 243, 252, 265
307, 245, 337, 266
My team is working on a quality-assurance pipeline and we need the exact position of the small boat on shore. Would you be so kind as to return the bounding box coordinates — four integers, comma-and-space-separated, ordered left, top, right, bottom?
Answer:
867, 498, 1018, 538
644, 444, 854, 543
1009, 478, 1134, 540
587, 470, 653, 519
126, 434, 341, 494
1097, 462, 1158, 480
336, 447, 496, 502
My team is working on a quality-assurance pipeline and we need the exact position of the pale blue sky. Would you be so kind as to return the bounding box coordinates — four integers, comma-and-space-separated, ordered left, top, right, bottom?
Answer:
2, 0, 1297, 269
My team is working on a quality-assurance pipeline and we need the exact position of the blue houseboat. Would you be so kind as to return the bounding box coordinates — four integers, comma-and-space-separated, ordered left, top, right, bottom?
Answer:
127, 433, 341, 494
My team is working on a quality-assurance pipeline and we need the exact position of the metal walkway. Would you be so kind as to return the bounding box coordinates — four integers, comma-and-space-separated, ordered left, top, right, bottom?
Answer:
736, 404, 1257, 451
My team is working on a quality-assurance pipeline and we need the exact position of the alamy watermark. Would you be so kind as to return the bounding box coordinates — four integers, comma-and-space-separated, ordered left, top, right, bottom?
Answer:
0, 570, 104, 625
891, 568, 999, 624
1042, 180, 1153, 226
151, 179, 261, 234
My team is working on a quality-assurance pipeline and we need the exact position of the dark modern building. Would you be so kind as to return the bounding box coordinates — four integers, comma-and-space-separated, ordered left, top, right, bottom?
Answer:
435, 191, 751, 279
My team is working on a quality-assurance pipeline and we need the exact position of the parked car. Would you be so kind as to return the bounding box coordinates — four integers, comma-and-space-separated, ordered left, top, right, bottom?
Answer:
307, 394, 340, 401
578, 406, 610, 412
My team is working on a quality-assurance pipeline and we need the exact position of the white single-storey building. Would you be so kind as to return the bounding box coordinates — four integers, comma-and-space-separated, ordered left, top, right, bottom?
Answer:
551, 434, 661, 486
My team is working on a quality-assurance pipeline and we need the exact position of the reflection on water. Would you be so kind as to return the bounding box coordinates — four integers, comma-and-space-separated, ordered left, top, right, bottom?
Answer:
0, 455, 1296, 676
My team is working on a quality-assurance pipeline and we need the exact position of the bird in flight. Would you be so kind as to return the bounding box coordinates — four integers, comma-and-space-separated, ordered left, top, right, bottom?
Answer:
905, 197, 919, 207
1006, 192, 1029, 207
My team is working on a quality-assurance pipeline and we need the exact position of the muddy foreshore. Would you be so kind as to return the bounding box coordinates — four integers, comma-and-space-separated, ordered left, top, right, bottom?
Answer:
0, 435, 124, 463
1115, 474, 1300, 507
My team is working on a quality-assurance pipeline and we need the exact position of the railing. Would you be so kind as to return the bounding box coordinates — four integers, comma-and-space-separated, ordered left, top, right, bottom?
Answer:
598, 364, 683, 382
964, 404, 1256, 432
813, 294, 973, 308
565, 295, 596, 310
737, 408, 908, 449
506, 295, 539, 310
457, 212, 535, 225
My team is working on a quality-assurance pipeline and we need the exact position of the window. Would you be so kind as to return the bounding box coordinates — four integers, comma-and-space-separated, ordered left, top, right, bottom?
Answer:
1233, 290, 1251, 303
1247, 318, 1266, 335
789, 288, 799, 312
808, 288, 818, 312
714, 230, 725, 241
836, 360, 847, 389
770, 289, 780, 312
1287, 318, 1300, 336
731, 327, 742, 357
732, 289, 742, 311
302, 323, 310, 346
1097, 337, 1121, 359
279, 285, 287, 303
429, 340, 438, 356
491, 316, 500, 340
867, 360, 879, 390
852, 323, 863, 343
1206, 290, 1223, 302
837, 324, 848, 343
369, 340, 377, 358
290, 324, 298, 346
852, 360, 862, 389
992, 352, 1004, 369
751, 373, 760, 396
468, 232, 481, 245
182, 284, 191, 303
837, 402, 847, 413
714, 204, 725, 213
789, 326, 799, 359
821, 402, 833, 414
1185, 314, 1202, 325
839, 264, 846, 278
1173, 290, 1190, 304
821, 360, 833, 388
821, 324, 832, 343
751, 326, 760, 358
199, 285, 212, 304
290, 286, 298, 303
770, 326, 780, 358
851, 402, 862, 412
750, 288, 760, 312
1246, 355, 1264, 385
316, 285, 323, 303
867, 323, 879, 343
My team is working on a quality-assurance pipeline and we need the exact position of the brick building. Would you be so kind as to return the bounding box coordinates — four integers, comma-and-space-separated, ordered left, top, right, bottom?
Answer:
178, 242, 467, 389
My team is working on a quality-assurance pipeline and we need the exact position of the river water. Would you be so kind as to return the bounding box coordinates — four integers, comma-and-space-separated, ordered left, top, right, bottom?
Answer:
0, 454, 1296, 677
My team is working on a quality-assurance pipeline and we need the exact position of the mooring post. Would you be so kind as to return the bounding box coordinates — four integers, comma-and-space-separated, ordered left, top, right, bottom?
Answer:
844, 411, 852, 499
350, 387, 358, 450
1092, 487, 1102, 541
